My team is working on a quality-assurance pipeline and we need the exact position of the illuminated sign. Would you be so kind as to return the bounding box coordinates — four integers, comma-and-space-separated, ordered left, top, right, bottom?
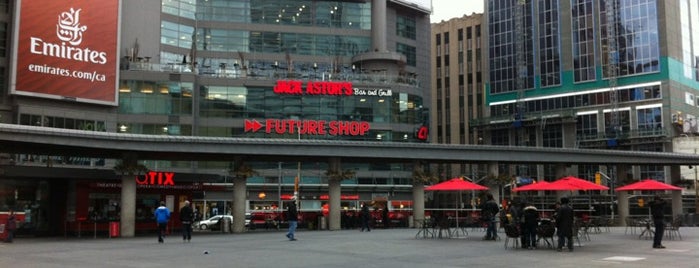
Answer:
416, 126, 429, 141
136, 172, 175, 186
274, 80, 393, 97
11, 0, 120, 105
245, 119, 370, 136
274, 80, 353, 96
353, 88, 393, 97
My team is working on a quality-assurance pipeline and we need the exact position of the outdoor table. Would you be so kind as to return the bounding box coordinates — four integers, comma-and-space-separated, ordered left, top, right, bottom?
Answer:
447, 217, 469, 238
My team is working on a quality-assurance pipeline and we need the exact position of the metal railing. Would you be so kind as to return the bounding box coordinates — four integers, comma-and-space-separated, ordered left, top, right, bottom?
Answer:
123, 62, 421, 87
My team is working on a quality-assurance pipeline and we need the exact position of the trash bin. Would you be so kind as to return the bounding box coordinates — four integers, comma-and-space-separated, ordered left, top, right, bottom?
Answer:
318, 216, 326, 230
109, 222, 119, 238
221, 217, 231, 233
408, 216, 414, 228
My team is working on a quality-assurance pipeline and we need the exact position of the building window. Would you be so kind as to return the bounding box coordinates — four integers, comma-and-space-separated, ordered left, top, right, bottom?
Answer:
488, 1, 534, 94
571, 0, 596, 82
603, 110, 630, 136
637, 106, 662, 135
0, 22, 6, 58
542, 124, 563, 148
600, 0, 660, 77
686, 92, 695, 105
397, 15, 416, 40
538, 0, 561, 87
576, 113, 598, 141
397, 43, 417, 66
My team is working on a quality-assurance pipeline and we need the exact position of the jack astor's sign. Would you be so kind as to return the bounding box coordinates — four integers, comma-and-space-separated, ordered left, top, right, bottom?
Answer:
274, 80, 353, 96
245, 119, 370, 136
273, 80, 392, 97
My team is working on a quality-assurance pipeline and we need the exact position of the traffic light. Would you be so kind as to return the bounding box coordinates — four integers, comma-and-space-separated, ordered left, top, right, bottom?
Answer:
595, 172, 601, 185
638, 198, 644, 208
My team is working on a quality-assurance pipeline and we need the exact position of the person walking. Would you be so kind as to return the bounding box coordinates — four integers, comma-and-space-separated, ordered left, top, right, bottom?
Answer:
481, 193, 499, 241
286, 196, 298, 241
360, 202, 371, 232
180, 200, 194, 242
649, 195, 667, 249
556, 197, 574, 252
522, 202, 539, 249
4, 209, 16, 243
154, 201, 171, 243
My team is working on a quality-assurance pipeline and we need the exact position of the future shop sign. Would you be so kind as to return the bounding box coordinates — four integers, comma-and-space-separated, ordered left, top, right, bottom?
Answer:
244, 80, 381, 136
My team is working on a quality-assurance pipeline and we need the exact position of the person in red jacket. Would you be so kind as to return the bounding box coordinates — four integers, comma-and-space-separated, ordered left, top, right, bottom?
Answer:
4, 209, 16, 243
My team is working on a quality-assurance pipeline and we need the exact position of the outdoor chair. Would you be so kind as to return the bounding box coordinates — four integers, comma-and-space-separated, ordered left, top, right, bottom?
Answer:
536, 220, 556, 248
624, 217, 638, 235
503, 223, 520, 249
572, 221, 586, 246
665, 216, 682, 240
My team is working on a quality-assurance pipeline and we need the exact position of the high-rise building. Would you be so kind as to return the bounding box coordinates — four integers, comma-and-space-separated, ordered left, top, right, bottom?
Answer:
0, 0, 432, 235
431, 14, 486, 179
478, 0, 699, 191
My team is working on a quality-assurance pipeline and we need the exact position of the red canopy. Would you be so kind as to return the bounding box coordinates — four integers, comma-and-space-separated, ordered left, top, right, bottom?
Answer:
425, 178, 488, 191
615, 179, 682, 191
545, 176, 609, 191
512, 181, 551, 192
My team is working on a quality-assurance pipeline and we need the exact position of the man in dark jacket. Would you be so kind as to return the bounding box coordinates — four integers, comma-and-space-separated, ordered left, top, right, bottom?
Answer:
360, 202, 371, 232
481, 193, 499, 240
649, 195, 667, 249
180, 200, 194, 242
286, 196, 298, 241
556, 197, 574, 252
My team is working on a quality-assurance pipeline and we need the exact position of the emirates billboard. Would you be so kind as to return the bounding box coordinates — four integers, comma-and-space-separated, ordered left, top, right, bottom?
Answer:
11, 0, 121, 105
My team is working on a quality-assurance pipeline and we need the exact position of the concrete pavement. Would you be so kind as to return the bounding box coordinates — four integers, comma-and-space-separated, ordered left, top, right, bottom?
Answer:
0, 226, 697, 268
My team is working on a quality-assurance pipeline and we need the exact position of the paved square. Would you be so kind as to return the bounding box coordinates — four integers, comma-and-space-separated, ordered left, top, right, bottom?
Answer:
0, 227, 697, 268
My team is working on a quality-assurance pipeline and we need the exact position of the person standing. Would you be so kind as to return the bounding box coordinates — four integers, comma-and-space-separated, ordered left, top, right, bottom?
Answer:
382, 206, 389, 229
556, 197, 574, 252
286, 196, 298, 241
649, 195, 667, 249
154, 201, 171, 243
360, 202, 371, 232
481, 193, 499, 241
522, 202, 539, 249
180, 200, 194, 242
4, 209, 16, 243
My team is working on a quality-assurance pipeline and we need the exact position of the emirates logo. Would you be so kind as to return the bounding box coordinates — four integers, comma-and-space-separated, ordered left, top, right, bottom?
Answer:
56, 8, 87, 46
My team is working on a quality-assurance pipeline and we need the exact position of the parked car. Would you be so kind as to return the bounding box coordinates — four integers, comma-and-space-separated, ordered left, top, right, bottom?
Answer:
195, 214, 251, 230
195, 215, 232, 230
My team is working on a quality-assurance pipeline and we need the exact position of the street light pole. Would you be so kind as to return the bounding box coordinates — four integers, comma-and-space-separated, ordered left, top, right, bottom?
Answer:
278, 162, 282, 217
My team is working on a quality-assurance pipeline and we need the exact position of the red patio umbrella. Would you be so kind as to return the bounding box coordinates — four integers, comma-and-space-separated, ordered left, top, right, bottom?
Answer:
425, 178, 488, 231
425, 178, 489, 191
512, 180, 551, 192
546, 176, 609, 191
615, 179, 682, 191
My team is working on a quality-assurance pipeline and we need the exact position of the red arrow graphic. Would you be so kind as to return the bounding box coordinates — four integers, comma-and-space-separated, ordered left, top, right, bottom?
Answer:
244, 119, 262, 132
